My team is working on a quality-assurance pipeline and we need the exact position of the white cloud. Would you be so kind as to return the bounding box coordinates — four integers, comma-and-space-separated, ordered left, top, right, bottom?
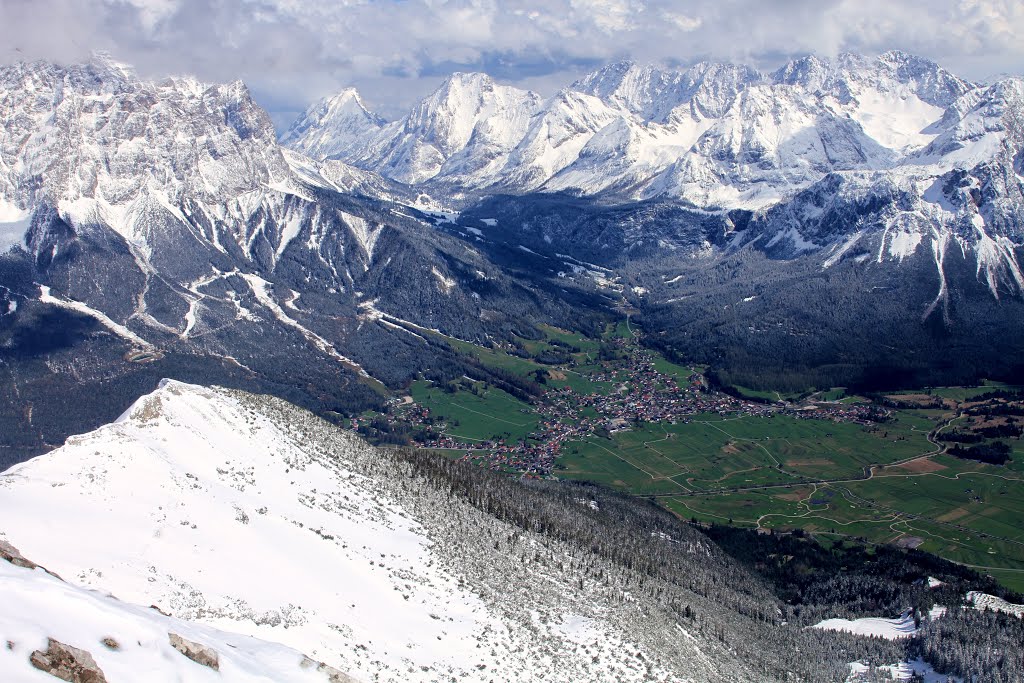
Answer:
0, 0, 1021, 127
663, 12, 702, 33
121, 0, 180, 32
569, 0, 642, 34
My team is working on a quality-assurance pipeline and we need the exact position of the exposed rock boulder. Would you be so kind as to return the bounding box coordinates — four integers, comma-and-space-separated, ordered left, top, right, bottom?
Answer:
0, 538, 38, 569
29, 638, 108, 683
301, 655, 362, 683
1, 537, 63, 579
168, 632, 220, 671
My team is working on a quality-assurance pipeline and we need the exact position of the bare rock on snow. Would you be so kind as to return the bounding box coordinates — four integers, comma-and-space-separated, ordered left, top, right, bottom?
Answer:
29, 638, 108, 683
168, 632, 220, 671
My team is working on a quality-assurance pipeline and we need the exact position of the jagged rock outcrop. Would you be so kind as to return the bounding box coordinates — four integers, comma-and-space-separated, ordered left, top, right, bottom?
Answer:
29, 638, 107, 683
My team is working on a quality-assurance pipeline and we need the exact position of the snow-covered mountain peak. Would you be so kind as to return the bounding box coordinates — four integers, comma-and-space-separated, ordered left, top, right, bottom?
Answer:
433, 70, 497, 95
677, 61, 764, 120
326, 86, 375, 113
773, 51, 973, 109
571, 59, 637, 93
312, 70, 544, 184
279, 87, 385, 160
403, 71, 541, 155
572, 60, 680, 120
79, 50, 138, 90
0, 56, 286, 217
876, 49, 966, 88
572, 59, 762, 122
919, 77, 1024, 162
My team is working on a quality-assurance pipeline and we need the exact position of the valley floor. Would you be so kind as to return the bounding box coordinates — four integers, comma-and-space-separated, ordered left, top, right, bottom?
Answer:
358, 319, 1024, 594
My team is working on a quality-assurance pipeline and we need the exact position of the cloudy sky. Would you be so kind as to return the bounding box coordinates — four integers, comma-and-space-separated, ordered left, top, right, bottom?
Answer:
2, 0, 1023, 130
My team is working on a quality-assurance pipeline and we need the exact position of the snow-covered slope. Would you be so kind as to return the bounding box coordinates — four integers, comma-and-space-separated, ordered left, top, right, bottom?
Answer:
0, 548, 357, 683
0, 380, 761, 683
813, 612, 919, 640
967, 591, 1024, 618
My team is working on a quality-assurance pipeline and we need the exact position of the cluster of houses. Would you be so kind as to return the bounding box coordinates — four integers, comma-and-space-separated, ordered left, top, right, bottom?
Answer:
369, 345, 886, 476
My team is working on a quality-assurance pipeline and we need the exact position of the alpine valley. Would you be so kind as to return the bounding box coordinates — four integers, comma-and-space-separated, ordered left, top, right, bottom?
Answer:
2, 50, 1024, 683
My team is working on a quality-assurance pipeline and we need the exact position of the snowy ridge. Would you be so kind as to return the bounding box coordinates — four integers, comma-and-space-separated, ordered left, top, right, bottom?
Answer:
967, 591, 1024, 618
0, 380, 754, 682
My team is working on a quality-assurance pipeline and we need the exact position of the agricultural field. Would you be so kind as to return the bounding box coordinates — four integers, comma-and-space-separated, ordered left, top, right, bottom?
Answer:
729, 385, 795, 402
440, 335, 545, 377
883, 381, 1023, 407
814, 388, 850, 402
657, 443, 1024, 593
603, 319, 637, 340
650, 357, 697, 384
408, 380, 541, 442
558, 411, 936, 494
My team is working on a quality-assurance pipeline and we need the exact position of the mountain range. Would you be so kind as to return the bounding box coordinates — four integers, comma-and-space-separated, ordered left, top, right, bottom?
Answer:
284, 50, 1024, 393
0, 54, 604, 461
1, 50, 1023, 458
285, 50, 1023, 296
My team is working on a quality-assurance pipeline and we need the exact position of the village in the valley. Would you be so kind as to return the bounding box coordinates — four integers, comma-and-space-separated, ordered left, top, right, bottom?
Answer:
358, 332, 888, 477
